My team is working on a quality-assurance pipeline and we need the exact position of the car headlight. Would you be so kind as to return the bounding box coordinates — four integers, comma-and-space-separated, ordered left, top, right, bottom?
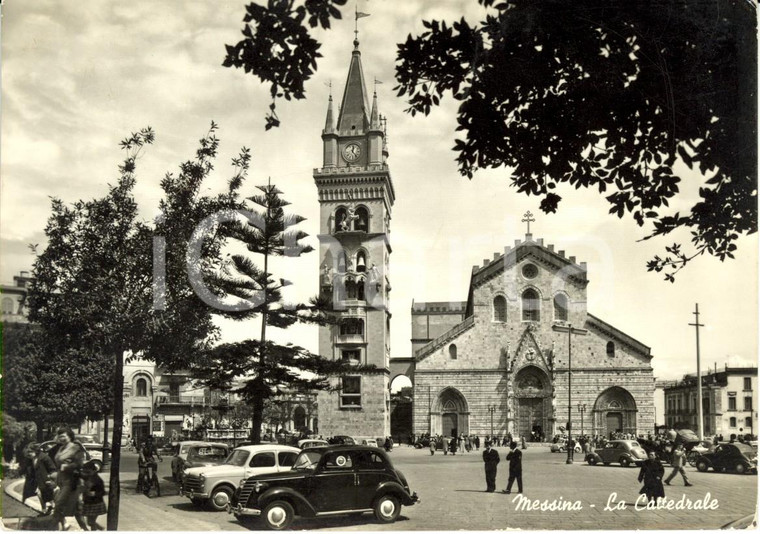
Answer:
198, 474, 206, 484
239, 478, 247, 487
253, 481, 267, 493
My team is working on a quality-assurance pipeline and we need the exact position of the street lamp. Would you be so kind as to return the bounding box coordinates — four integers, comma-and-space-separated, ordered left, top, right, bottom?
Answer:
487, 405, 496, 439
577, 403, 587, 437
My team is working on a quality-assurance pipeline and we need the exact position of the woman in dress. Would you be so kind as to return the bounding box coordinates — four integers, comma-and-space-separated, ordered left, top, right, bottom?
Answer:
51, 427, 87, 530
637, 451, 665, 503
21, 443, 57, 515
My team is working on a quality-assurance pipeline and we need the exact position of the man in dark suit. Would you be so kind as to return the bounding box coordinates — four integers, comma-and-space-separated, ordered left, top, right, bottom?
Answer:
482, 441, 500, 492
503, 441, 523, 494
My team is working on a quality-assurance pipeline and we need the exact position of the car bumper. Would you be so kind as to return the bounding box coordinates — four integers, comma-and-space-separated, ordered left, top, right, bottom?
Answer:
182, 490, 210, 499
227, 503, 261, 517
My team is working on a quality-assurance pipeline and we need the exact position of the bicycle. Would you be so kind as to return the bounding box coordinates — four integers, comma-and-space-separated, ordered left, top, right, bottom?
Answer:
137, 458, 162, 497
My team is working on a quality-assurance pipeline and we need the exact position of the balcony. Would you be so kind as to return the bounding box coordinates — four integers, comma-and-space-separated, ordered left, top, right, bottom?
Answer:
336, 333, 365, 345
156, 395, 208, 406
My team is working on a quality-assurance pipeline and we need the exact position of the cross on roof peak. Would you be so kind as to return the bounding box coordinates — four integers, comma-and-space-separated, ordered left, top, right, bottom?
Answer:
522, 210, 536, 236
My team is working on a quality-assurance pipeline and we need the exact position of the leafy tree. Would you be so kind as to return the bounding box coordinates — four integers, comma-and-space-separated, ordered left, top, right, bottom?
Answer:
224, 0, 757, 280
27, 124, 247, 529
3, 323, 112, 441
191, 184, 360, 444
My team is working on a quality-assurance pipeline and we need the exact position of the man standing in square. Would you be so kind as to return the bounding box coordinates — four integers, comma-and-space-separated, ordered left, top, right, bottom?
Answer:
482, 441, 500, 492
503, 441, 523, 494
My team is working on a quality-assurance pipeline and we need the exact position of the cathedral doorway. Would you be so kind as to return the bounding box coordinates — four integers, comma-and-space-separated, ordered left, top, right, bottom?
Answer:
593, 386, 637, 437
514, 366, 552, 442
431, 387, 468, 437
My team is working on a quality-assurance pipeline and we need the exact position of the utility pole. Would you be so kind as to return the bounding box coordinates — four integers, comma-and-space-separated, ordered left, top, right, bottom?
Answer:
689, 304, 705, 441
488, 405, 496, 438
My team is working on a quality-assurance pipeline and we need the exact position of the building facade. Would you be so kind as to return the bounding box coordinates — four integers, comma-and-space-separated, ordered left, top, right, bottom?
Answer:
314, 35, 393, 438
411, 233, 655, 440
663, 366, 758, 437
1, 271, 32, 324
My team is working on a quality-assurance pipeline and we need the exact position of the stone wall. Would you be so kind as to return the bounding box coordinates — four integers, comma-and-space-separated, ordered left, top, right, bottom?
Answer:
317, 373, 389, 438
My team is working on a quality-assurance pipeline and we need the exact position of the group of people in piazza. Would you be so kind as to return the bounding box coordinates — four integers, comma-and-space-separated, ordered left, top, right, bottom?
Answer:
20, 427, 106, 531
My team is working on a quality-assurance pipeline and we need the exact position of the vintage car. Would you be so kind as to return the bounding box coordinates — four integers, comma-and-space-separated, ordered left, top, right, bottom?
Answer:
182, 444, 300, 511
586, 440, 647, 467
228, 445, 419, 529
550, 440, 582, 454
329, 435, 355, 445
297, 439, 329, 450
40, 439, 103, 471
172, 442, 230, 483
695, 443, 757, 474
354, 437, 379, 448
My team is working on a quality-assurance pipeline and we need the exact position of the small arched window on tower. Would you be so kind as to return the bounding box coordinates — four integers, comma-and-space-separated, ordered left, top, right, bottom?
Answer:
449, 344, 457, 360
522, 288, 540, 321
337, 249, 348, 273
606, 341, 615, 357
136, 377, 148, 397
346, 279, 357, 300
357, 279, 365, 301
493, 295, 507, 322
355, 207, 369, 232
335, 207, 348, 233
356, 251, 367, 272
553, 293, 568, 322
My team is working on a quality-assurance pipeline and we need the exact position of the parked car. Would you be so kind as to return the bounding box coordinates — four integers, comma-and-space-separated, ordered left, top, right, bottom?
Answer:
354, 437, 379, 448
297, 439, 328, 450
586, 440, 647, 467
686, 440, 713, 467
550, 441, 582, 454
75, 435, 105, 468
172, 441, 229, 483
329, 435, 355, 445
228, 444, 419, 529
40, 439, 103, 471
695, 443, 757, 474
182, 444, 300, 511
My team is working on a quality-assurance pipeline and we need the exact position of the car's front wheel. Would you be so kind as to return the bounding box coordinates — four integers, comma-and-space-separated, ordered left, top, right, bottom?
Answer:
374, 494, 401, 523
208, 485, 234, 511
735, 462, 748, 475
587, 456, 598, 466
263, 500, 295, 530
696, 460, 709, 472
619, 457, 631, 468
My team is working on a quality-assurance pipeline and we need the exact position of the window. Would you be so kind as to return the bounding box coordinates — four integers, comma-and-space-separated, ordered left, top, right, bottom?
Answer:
341, 350, 360, 363
493, 296, 507, 322
553, 294, 568, 322
606, 341, 615, 357
355, 207, 369, 232
357, 280, 365, 301
136, 378, 148, 397
521, 288, 540, 321
346, 279, 357, 299
744, 377, 752, 390
355, 451, 386, 470
729, 417, 737, 428
1, 298, 14, 314
522, 263, 538, 279
324, 451, 354, 470
250, 452, 276, 468
729, 397, 737, 411
340, 319, 364, 336
340, 376, 361, 407
744, 397, 753, 411
746, 417, 753, 428
356, 251, 367, 272
278, 451, 298, 467
449, 344, 457, 360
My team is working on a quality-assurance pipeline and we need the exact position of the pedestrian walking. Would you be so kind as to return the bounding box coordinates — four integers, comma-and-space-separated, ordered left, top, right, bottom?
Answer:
449, 436, 458, 455
482, 441, 500, 492
664, 443, 693, 487
503, 441, 523, 494
50, 426, 88, 531
429, 437, 436, 455
520, 435, 527, 450
80, 460, 106, 530
638, 451, 665, 503
475, 436, 480, 450
21, 443, 57, 515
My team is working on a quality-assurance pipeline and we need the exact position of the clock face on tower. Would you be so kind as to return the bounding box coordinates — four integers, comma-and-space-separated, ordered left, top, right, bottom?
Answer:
342, 143, 361, 162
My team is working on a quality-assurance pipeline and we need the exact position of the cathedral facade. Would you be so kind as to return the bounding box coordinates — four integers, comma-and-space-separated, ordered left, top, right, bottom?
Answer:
313, 36, 393, 438
411, 232, 655, 440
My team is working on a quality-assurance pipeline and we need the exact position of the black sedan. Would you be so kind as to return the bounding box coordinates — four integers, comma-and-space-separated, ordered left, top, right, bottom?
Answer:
228, 445, 418, 529
695, 443, 757, 475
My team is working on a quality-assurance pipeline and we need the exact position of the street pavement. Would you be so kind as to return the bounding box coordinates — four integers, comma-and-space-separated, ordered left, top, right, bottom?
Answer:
3, 447, 757, 530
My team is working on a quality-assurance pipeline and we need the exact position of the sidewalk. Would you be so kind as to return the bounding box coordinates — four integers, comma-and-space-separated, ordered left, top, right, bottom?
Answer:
3, 472, 224, 531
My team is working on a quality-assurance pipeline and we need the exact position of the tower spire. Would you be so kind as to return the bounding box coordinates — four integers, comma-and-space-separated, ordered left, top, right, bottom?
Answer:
324, 92, 335, 133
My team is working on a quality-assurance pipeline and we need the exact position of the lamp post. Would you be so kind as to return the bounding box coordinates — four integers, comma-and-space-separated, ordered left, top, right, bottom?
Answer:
487, 405, 496, 439
577, 403, 587, 438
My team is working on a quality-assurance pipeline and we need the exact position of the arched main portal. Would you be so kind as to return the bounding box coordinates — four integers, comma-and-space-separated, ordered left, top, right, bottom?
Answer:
593, 386, 638, 437
431, 387, 469, 437
513, 366, 552, 442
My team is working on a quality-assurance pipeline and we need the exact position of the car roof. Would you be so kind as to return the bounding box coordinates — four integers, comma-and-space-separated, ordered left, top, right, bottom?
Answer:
180, 441, 228, 447
232, 444, 300, 452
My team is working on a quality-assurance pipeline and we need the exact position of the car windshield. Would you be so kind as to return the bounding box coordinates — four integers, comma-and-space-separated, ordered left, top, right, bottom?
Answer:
293, 450, 323, 470
76, 436, 97, 444
188, 446, 228, 461
224, 449, 250, 467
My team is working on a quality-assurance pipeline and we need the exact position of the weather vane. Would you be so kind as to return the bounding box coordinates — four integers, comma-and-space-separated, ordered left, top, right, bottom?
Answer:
354, 4, 370, 46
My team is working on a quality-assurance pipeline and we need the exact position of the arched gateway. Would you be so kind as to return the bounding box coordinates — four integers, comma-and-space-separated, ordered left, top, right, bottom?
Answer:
593, 386, 638, 436
431, 387, 469, 437
513, 366, 552, 441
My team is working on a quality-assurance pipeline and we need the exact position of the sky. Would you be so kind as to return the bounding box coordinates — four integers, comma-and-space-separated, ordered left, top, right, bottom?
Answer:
1, 0, 757, 384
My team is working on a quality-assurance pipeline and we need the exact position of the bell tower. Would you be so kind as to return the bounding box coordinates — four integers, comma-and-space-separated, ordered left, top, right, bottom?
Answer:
314, 36, 394, 438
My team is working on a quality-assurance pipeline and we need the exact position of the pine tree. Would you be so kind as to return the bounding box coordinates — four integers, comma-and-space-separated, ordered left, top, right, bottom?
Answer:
193, 183, 361, 443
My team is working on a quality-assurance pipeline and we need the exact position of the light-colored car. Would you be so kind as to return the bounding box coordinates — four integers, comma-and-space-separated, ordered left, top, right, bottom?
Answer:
75, 435, 105, 467
297, 438, 329, 449
41, 438, 104, 471
182, 444, 300, 511
550, 441, 582, 454
172, 441, 229, 482
354, 437, 379, 447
